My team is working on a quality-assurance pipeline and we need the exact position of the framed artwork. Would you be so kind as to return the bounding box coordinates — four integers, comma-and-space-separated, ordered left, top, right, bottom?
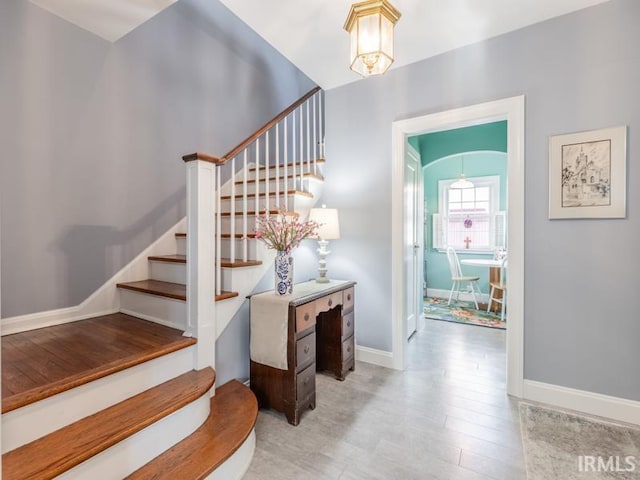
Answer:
549, 126, 627, 219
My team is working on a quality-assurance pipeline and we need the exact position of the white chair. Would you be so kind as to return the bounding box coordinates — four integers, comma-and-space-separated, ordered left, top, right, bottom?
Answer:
445, 247, 481, 309
487, 256, 507, 322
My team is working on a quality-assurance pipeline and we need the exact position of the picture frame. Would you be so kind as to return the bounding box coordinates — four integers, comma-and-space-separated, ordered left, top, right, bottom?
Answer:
549, 126, 627, 219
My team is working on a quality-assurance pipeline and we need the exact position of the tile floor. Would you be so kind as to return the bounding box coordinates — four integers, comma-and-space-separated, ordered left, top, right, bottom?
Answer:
243, 319, 525, 479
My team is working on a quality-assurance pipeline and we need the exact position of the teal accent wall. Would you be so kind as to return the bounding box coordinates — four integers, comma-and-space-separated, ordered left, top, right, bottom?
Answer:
411, 121, 507, 167
424, 152, 507, 294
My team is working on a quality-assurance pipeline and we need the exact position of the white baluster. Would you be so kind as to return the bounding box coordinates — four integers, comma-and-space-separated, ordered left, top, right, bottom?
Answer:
265, 130, 270, 214
313, 93, 318, 175
276, 122, 280, 211
306, 99, 311, 177
299, 105, 303, 191
255, 137, 260, 217
292, 112, 297, 195
243, 150, 248, 262
216, 169, 221, 296
230, 157, 236, 263
284, 116, 289, 211
320, 90, 325, 159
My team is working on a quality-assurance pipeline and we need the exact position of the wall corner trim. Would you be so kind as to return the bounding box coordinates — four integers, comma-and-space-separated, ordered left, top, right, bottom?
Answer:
523, 379, 640, 426
355, 345, 395, 369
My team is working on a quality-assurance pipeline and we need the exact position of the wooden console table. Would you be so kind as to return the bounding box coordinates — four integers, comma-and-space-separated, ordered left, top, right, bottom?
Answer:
248, 280, 356, 425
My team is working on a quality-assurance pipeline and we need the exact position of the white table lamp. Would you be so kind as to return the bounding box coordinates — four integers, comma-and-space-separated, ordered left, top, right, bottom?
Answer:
308, 205, 340, 283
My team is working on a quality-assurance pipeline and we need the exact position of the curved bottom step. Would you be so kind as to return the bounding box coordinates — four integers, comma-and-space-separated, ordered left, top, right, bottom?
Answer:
127, 380, 258, 480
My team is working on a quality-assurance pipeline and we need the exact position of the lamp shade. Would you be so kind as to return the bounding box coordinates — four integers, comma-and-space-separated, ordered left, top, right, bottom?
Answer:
309, 207, 340, 240
344, 0, 401, 77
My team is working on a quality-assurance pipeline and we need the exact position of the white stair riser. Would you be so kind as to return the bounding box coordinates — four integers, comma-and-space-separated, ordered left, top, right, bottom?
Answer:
120, 290, 186, 331
57, 393, 210, 480
2, 346, 195, 453
221, 194, 301, 213
247, 164, 322, 182
221, 216, 258, 234
221, 263, 265, 292
150, 261, 187, 284
232, 179, 308, 196
177, 237, 186, 255
176, 237, 258, 260
205, 430, 256, 480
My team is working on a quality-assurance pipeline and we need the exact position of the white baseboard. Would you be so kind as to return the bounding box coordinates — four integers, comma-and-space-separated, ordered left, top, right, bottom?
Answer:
523, 379, 640, 426
1, 218, 186, 336
427, 288, 490, 304
355, 345, 394, 369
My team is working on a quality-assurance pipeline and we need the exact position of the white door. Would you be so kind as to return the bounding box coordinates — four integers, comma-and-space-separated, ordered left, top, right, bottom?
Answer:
405, 144, 424, 339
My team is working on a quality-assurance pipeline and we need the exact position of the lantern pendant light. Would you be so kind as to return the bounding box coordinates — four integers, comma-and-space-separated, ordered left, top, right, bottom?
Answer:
344, 0, 401, 78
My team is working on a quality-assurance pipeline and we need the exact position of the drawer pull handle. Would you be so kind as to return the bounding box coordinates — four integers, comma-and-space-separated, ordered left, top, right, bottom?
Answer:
304, 313, 310, 321
347, 294, 352, 301
328, 299, 333, 307
347, 346, 352, 353
347, 320, 351, 327
304, 345, 310, 354
303, 377, 309, 385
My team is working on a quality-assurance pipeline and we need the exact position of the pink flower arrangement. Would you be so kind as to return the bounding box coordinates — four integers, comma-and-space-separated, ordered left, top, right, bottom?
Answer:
254, 212, 319, 253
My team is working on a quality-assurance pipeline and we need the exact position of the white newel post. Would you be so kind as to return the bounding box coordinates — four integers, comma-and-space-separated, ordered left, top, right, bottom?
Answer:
183, 154, 217, 372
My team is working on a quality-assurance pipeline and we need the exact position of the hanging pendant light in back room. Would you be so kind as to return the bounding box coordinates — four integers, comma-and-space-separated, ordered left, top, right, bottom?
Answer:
451, 156, 474, 189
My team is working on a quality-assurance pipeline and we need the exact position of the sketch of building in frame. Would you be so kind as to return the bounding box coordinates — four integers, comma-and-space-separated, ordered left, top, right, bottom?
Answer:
561, 139, 611, 208
549, 125, 626, 219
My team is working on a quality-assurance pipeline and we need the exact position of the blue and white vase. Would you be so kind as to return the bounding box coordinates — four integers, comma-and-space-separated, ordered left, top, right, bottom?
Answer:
274, 251, 294, 295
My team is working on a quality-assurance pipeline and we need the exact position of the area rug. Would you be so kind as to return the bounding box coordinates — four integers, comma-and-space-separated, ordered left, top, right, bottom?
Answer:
423, 297, 505, 329
520, 402, 640, 480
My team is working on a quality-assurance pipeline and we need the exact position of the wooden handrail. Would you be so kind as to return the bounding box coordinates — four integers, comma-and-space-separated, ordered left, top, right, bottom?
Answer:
220, 86, 321, 164
182, 152, 223, 164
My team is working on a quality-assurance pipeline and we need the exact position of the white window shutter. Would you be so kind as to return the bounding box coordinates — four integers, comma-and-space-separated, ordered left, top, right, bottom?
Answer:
494, 211, 506, 248
432, 213, 444, 249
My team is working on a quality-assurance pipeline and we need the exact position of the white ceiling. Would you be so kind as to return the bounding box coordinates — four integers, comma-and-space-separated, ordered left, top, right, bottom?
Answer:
29, 0, 178, 42
219, 0, 611, 90
29, 0, 610, 86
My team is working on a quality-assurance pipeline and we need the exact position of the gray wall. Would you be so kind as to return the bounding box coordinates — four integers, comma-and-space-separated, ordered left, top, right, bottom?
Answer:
324, 0, 640, 400
0, 0, 315, 317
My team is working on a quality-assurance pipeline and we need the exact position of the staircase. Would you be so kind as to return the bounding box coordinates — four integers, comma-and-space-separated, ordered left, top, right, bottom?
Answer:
1, 87, 325, 479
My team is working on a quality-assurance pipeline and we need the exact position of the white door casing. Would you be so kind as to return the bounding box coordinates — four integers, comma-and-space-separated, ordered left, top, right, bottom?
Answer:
391, 96, 525, 397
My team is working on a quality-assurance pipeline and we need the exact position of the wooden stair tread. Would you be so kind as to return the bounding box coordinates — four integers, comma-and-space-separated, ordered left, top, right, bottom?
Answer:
148, 254, 261, 268
234, 172, 324, 184
220, 258, 262, 268
175, 232, 257, 239
2, 368, 215, 480
221, 233, 257, 239
126, 380, 257, 480
219, 210, 298, 217
249, 158, 325, 171
116, 280, 238, 302
148, 254, 186, 263
220, 190, 313, 200
1, 313, 196, 413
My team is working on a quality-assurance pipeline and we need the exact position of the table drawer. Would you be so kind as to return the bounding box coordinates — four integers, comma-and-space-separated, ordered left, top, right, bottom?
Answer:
316, 291, 342, 314
342, 335, 354, 361
296, 302, 316, 333
296, 363, 315, 400
296, 332, 316, 371
342, 311, 354, 339
343, 287, 355, 313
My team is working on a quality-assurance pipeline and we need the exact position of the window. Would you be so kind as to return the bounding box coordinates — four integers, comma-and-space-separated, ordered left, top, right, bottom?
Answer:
433, 175, 505, 252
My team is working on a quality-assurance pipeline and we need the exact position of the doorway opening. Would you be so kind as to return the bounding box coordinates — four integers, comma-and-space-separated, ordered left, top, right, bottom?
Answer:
415, 122, 508, 331
391, 96, 524, 397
